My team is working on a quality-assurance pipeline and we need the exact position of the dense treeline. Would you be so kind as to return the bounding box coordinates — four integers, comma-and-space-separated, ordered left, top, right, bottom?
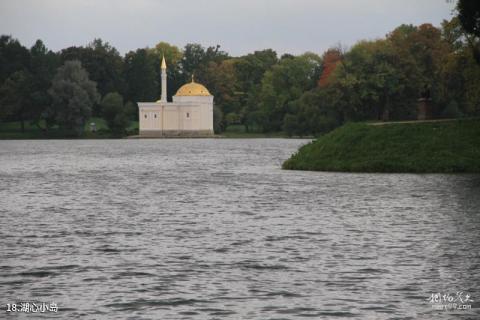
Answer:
1, 6, 479, 136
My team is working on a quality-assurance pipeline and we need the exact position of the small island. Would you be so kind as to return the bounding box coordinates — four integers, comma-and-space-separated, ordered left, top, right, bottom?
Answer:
283, 119, 480, 173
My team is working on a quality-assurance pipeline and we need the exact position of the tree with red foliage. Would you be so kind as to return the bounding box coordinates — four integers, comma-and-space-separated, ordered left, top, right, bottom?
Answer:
318, 48, 342, 87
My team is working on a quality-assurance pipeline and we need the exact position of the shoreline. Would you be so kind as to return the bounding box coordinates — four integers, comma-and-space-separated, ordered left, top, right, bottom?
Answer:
0, 135, 312, 140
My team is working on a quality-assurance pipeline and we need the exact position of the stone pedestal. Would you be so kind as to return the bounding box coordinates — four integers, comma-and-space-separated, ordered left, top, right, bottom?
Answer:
417, 98, 434, 120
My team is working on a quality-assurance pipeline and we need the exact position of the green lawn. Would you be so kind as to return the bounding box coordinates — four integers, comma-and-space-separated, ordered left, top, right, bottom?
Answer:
220, 124, 287, 138
0, 118, 139, 139
283, 119, 480, 173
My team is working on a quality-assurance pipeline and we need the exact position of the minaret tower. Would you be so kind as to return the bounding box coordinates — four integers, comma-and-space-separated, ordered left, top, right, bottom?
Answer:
160, 55, 167, 103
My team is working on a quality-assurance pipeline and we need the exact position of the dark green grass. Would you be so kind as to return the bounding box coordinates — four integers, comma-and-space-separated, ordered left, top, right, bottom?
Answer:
0, 118, 139, 139
221, 124, 287, 138
282, 119, 480, 173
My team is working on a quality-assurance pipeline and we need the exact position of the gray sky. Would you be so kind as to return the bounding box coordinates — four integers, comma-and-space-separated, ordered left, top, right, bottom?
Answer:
0, 0, 456, 56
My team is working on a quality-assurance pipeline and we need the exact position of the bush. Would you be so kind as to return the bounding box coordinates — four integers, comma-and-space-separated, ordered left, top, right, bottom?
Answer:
213, 105, 224, 133
442, 100, 463, 118
101, 92, 129, 133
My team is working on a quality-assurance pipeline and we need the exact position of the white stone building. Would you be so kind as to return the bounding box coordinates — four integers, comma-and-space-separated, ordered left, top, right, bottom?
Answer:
138, 57, 214, 137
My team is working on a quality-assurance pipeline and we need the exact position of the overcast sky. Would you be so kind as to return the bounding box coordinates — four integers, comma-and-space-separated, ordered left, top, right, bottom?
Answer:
0, 0, 456, 57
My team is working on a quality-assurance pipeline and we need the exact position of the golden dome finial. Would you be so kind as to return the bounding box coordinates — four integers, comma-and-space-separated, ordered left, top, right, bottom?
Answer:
161, 55, 167, 69
191, 73, 195, 83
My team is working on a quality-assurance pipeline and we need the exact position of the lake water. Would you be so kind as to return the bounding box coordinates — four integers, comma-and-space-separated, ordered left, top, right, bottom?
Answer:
1, 139, 479, 319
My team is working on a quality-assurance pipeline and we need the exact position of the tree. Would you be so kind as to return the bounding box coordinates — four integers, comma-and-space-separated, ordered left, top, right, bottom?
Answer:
47, 60, 100, 135
331, 36, 433, 121
225, 112, 241, 126
181, 43, 206, 79
124, 101, 137, 121
28, 40, 60, 128
181, 43, 229, 81
0, 35, 30, 85
285, 88, 343, 136
60, 39, 125, 114
437, 18, 480, 116
388, 24, 451, 104
283, 114, 300, 137
101, 92, 129, 133
457, 0, 480, 63
198, 59, 240, 125
318, 48, 342, 87
124, 49, 158, 102
235, 49, 278, 87
234, 49, 278, 131
204, 45, 229, 66
258, 53, 322, 131
442, 17, 467, 51
0, 70, 33, 132
0, 37, 59, 132
213, 105, 223, 133
442, 100, 463, 118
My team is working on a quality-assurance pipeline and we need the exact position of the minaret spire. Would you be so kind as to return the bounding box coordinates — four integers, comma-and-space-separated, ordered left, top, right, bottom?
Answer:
160, 55, 167, 102
161, 55, 167, 70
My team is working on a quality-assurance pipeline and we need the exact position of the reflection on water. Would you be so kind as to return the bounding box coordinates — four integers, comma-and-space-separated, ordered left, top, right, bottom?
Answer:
0, 139, 479, 319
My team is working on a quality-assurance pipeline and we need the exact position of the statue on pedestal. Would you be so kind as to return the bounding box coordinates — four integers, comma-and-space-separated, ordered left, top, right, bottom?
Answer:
417, 85, 434, 120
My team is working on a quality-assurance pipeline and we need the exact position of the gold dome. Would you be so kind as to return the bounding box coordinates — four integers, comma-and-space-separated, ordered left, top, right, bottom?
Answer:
175, 78, 211, 96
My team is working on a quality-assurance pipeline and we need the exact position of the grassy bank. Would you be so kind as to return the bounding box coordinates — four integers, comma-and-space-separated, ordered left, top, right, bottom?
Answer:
0, 118, 139, 139
219, 124, 286, 138
219, 124, 316, 138
282, 119, 480, 173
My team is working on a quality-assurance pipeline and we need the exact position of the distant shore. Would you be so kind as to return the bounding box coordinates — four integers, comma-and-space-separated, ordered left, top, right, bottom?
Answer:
0, 120, 314, 140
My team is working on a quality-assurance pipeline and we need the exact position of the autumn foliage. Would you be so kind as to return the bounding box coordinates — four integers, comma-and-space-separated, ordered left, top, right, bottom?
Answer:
318, 49, 342, 87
